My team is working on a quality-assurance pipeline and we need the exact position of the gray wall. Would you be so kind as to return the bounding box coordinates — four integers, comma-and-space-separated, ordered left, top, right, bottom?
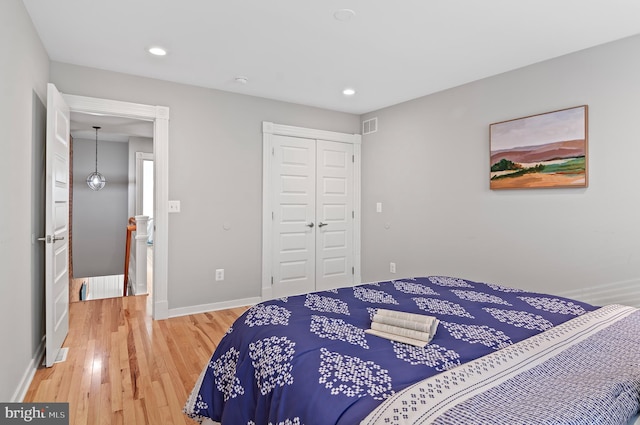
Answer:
0, 0, 50, 401
50, 62, 361, 310
72, 138, 129, 277
361, 34, 640, 300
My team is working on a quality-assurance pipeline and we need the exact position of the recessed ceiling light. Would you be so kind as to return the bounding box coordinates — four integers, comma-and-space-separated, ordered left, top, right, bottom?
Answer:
334, 9, 356, 22
343, 88, 356, 96
148, 47, 167, 56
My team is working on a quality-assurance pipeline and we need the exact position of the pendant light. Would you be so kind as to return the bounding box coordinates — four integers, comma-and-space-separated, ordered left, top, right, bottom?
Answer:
86, 126, 106, 191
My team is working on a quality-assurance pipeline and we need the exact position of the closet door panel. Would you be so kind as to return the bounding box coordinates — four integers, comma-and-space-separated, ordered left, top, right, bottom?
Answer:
316, 140, 354, 291
272, 135, 316, 297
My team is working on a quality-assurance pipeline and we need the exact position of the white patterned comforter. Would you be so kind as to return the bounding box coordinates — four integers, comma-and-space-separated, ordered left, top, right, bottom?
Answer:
363, 304, 640, 424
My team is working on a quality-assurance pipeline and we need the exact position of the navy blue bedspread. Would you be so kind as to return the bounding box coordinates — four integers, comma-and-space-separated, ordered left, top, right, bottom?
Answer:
184, 276, 597, 425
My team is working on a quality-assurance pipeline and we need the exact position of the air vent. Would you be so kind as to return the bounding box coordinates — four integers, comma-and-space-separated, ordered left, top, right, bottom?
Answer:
362, 117, 378, 135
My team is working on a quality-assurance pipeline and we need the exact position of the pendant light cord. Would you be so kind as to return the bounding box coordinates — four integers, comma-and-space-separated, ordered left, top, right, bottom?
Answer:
93, 126, 101, 173
87, 125, 106, 191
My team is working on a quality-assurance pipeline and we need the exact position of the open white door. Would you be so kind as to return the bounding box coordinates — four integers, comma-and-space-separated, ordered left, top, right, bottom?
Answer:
44, 83, 70, 367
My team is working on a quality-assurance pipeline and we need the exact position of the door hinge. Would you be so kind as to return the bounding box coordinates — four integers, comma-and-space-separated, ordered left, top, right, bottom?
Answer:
352, 210, 354, 219
272, 211, 274, 220
352, 267, 355, 275
272, 147, 275, 155
352, 154, 355, 163
271, 276, 274, 285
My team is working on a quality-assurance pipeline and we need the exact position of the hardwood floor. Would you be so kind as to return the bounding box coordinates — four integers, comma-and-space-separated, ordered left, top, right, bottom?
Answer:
24, 295, 248, 425
70, 277, 84, 303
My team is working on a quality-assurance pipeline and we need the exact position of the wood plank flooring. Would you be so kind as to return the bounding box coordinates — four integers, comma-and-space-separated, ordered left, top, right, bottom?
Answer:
24, 295, 248, 425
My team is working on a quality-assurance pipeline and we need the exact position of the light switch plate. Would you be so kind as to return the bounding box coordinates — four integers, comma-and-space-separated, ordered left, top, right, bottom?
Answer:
168, 200, 181, 213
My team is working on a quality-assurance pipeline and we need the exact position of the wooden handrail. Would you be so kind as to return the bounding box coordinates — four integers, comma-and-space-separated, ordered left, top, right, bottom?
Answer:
124, 217, 137, 296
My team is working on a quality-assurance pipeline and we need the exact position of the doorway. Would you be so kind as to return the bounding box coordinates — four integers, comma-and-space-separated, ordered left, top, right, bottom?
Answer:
136, 152, 154, 303
63, 92, 170, 320
262, 122, 362, 300
68, 113, 154, 302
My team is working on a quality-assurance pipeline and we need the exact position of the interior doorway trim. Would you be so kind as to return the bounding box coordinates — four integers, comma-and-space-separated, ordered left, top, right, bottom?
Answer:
63, 93, 170, 319
261, 121, 362, 300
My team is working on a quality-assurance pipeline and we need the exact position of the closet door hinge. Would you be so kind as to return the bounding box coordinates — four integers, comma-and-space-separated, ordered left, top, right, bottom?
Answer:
271, 276, 274, 285
352, 210, 354, 219
352, 267, 355, 275
352, 154, 355, 163
272, 147, 275, 155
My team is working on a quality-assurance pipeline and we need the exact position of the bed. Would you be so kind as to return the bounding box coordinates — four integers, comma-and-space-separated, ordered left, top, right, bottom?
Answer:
184, 276, 640, 424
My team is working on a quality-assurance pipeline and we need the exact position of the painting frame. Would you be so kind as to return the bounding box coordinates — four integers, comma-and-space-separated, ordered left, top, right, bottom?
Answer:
489, 105, 588, 190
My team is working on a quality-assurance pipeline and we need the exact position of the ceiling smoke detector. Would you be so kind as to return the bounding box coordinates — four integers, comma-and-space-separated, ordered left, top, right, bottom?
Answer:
333, 9, 356, 22
235, 76, 249, 84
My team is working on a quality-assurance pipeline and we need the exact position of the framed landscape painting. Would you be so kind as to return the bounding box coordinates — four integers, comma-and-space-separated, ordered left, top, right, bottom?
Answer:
490, 105, 588, 189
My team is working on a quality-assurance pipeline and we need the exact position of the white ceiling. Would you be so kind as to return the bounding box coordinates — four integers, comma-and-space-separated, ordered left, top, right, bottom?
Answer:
23, 0, 640, 115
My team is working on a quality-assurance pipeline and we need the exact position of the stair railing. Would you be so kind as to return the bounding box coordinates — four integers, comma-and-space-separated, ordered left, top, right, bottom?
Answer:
124, 215, 150, 296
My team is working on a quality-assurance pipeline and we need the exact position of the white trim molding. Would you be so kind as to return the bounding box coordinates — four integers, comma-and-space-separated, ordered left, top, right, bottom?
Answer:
64, 94, 170, 320
262, 121, 361, 144
261, 122, 362, 301
13, 337, 45, 401
168, 297, 262, 318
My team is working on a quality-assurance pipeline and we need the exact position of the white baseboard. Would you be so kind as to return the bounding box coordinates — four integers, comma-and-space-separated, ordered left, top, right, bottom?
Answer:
154, 300, 169, 320
168, 296, 261, 318
12, 336, 45, 402
556, 278, 640, 308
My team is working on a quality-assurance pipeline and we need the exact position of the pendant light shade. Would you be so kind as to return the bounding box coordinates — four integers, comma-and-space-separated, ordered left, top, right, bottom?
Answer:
87, 126, 106, 191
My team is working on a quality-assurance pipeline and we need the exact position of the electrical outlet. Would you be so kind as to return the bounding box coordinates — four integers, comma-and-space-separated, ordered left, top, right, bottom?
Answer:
215, 269, 224, 281
390, 262, 396, 273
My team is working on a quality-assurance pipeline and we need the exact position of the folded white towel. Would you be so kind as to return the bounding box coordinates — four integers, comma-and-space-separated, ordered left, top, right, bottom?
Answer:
372, 313, 434, 333
367, 309, 439, 347
364, 329, 428, 347
370, 322, 434, 342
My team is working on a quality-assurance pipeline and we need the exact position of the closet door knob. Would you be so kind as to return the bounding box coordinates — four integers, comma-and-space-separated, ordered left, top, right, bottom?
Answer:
318, 222, 328, 227
306, 222, 315, 228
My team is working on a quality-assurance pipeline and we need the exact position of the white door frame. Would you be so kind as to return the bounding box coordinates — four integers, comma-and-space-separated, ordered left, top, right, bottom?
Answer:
64, 93, 170, 319
262, 121, 361, 300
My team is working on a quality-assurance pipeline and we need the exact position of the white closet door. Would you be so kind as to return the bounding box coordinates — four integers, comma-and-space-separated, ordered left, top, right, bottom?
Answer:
315, 140, 354, 291
271, 135, 316, 297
